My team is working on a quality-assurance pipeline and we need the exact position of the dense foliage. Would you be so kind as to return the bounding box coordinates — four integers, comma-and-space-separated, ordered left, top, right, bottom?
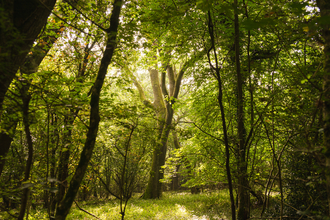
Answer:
0, 0, 330, 219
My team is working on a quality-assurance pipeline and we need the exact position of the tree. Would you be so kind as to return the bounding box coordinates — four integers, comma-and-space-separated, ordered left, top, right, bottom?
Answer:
0, 18, 65, 178
0, 0, 57, 111
1, 0, 330, 219
54, 0, 123, 218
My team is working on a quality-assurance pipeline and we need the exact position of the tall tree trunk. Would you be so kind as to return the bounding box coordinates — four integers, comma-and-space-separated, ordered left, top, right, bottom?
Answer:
0, 0, 56, 112
123, 67, 163, 199
18, 81, 33, 220
54, 1, 122, 218
143, 57, 200, 198
317, 0, 330, 215
234, 0, 249, 218
207, 10, 236, 220
49, 113, 59, 217
142, 68, 166, 199
128, 50, 204, 199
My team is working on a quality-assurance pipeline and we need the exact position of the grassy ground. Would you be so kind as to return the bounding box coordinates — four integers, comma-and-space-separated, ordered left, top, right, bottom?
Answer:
2, 190, 269, 220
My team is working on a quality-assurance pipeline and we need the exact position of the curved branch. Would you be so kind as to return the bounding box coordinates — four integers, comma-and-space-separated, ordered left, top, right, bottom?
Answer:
172, 49, 206, 99
74, 200, 100, 219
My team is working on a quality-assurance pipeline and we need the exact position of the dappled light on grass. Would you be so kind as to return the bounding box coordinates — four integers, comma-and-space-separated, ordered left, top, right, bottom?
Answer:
24, 191, 233, 219
77, 191, 231, 220
174, 204, 216, 220
153, 203, 209, 219
176, 204, 188, 216
123, 191, 229, 219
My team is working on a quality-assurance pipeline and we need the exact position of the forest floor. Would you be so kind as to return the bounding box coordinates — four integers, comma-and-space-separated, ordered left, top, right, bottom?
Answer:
3, 190, 278, 220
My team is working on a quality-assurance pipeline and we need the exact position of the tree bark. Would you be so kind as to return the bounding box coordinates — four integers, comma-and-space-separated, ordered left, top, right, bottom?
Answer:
17, 81, 33, 220
54, 0, 123, 219
142, 68, 166, 199
316, 0, 330, 215
0, 0, 56, 112
234, 0, 249, 218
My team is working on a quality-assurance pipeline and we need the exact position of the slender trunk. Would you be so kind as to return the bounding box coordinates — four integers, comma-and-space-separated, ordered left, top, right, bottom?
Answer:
218, 83, 237, 220
50, 114, 59, 217
54, 1, 122, 218
119, 127, 135, 220
18, 84, 33, 220
44, 109, 50, 209
207, 10, 236, 220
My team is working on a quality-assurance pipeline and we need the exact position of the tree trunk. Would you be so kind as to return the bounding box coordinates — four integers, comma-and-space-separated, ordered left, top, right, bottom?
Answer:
142, 51, 204, 199
18, 81, 33, 220
317, 0, 330, 215
0, 0, 56, 112
234, 0, 249, 217
142, 68, 166, 199
54, 1, 122, 219
49, 114, 59, 217
207, 10, 236, 220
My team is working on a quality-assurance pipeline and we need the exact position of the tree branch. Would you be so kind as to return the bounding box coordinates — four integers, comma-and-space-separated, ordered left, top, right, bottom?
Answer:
74, 200, 100, 219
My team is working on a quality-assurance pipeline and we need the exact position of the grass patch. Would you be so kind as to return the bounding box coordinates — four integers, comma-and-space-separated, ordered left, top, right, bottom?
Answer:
61, 191, 231, 220
19, 190, 231, 220
1, 190, 271, 219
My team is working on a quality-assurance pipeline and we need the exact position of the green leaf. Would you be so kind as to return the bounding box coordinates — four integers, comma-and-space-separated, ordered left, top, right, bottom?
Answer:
301, 79, 307, 84
196, 0, 213, 12
241, 19, 260, 30
242, 17, 278, 30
